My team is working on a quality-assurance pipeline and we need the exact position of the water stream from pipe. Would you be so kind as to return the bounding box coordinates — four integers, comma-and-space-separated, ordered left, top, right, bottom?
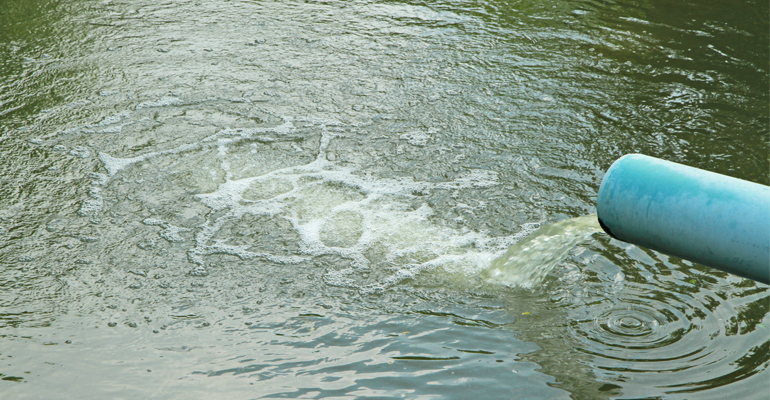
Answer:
482, 214, 602, 288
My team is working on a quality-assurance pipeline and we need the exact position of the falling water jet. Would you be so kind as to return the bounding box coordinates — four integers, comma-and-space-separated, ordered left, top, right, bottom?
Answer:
483, 154, 770, 289
480, 214, 601, 288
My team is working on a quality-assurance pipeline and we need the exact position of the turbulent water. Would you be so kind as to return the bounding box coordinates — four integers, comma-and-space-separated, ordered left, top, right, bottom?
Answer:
482, 214, 602, 288
1, 0, 768, 399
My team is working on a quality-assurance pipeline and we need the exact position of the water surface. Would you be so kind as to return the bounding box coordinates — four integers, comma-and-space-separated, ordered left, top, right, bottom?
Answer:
1, 0, 767, 398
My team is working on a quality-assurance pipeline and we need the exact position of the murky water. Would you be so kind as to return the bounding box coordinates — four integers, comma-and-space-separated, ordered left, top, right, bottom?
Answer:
1, 0, 768, 398
482, 214, 602, 288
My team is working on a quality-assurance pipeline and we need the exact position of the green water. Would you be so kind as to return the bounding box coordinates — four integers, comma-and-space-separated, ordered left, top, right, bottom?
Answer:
1, 0, 768, 399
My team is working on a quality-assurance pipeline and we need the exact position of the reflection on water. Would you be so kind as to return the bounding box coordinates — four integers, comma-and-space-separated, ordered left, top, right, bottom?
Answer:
1, 0, 768, 398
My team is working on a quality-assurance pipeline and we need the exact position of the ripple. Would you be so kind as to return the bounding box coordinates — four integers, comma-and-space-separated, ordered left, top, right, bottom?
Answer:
552, 247, 770, 395
571, 292, 703, 363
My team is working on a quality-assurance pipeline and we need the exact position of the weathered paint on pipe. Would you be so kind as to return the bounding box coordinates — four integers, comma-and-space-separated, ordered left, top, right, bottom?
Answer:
597, 154, 770, 285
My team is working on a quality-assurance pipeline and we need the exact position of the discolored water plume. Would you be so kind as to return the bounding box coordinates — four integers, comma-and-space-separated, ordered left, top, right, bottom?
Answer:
480, 214, 602, 288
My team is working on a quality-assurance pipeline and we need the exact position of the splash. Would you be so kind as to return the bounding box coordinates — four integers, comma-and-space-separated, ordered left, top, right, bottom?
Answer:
480, 214, 601, 288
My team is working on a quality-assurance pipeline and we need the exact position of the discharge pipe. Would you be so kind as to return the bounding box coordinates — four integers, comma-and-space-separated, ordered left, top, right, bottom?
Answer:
597, 154, 769, 285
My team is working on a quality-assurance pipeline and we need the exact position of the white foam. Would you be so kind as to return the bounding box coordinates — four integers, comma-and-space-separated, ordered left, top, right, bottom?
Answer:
136, 96, 182, 109
142, 218, 188, 243
78, 173, 109, 217
99, 152, 146, 176
98, 142, 203, 176
399, 130, 431, 146
86, 107, 534, 293
182, 118, 518, 292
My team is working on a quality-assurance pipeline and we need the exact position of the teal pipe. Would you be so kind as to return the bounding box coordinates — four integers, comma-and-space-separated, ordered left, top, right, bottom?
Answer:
597, 154, 770, 285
